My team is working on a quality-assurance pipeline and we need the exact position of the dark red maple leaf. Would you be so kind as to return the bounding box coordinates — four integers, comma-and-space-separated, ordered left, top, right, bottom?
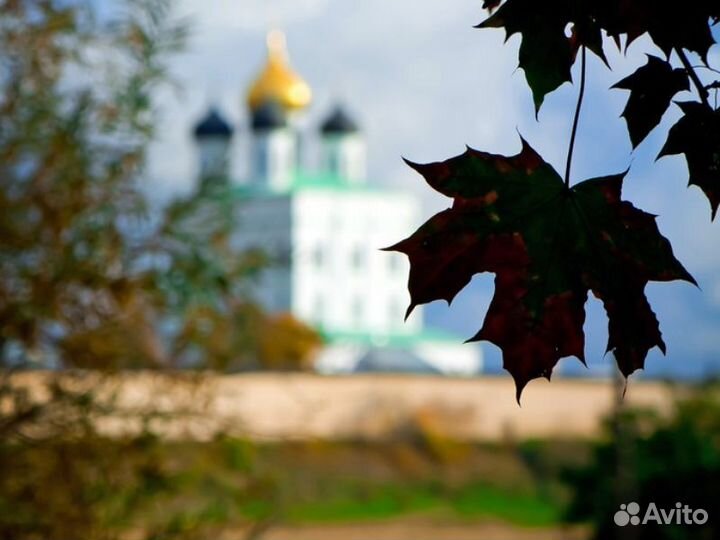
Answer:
612, 55, 689, 148
385, 140, 695, 401
476, 1, 717, 114
659, 102, 720, 220
477, 0, 575, 113
482, 0, 501, 13
600, 0, 716, 61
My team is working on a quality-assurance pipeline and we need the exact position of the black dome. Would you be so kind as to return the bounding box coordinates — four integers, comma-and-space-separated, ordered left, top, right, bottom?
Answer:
193, 108, 233, 138
252, 100, 287, 131
320, 105, 358, 135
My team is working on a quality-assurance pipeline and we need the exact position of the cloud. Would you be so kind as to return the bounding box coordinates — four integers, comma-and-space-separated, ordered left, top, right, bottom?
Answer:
180, 0, 330, 31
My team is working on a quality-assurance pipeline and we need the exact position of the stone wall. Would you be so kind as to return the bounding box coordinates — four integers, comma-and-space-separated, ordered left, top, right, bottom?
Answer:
7, 371, 679, 441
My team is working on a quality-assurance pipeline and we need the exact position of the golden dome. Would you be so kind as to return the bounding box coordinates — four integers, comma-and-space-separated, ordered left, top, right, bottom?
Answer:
246, 30, 312, 112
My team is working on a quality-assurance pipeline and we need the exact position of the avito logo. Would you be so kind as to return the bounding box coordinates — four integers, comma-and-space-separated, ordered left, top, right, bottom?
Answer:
614, 501, 708, 527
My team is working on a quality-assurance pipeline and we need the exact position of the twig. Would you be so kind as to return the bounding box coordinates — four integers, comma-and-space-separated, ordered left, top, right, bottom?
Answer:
690, 64, 720, 77
676, 48, 710, 108
565, 46, 587, 189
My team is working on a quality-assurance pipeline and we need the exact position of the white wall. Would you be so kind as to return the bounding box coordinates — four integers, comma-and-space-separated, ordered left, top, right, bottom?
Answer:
292, 189, 421, 335
234, 187, 424, 339
414, 342, 482, 376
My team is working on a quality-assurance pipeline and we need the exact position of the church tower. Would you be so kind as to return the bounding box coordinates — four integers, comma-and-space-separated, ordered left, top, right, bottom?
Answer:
249, 100, 296, 191
320, 105, 366, 184
188, 30, 482, 377
245, 30, 311, 191
246, 30, 312, 118
193, 107, 233, 188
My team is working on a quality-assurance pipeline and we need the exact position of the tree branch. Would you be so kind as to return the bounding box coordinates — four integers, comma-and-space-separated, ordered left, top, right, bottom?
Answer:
676, 48, 710, 108
565, 46, 587, 189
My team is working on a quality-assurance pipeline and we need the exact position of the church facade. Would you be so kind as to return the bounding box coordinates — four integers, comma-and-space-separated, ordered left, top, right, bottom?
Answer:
190, 31, 482, 375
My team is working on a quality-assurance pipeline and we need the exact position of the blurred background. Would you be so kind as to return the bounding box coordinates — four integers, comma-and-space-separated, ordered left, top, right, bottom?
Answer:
1, 1, 719, 539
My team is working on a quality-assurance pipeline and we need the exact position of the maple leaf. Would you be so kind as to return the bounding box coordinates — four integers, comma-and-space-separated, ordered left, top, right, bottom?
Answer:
612, 55, 689, 148
477, 1, 573, 114
569, 10, 608, 68
385, 139, 695, 401
476, 1, 717, 114
659, 102, 720, 220
596, 0, 717, 60
482, 0, 501, 13
477, 0, 607, 113
641, 4, 716, 61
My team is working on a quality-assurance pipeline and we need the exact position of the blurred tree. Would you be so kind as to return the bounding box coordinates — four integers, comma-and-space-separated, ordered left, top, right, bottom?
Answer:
0, 0, 174, 367
0, 1, 316, 538
563, 385, 720, 540
153, 187, 321, 371
0, 0, 320, 371
255, 312, 323, 371
0, 371, 282, 540
0, 373, 168, 539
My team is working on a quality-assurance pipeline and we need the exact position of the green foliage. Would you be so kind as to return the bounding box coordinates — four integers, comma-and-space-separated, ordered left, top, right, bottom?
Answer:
0, 396, 570, 540
390, 1, 719, 397
0, 373, 283, 540
0, 373, 167, 540
563, 386, 720, 539
0, 0, 184, 367
278, 480, 560, 526
232, 440, 563, 527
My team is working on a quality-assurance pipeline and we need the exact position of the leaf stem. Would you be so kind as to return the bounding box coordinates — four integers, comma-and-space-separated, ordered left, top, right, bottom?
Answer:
676, 48, 710, 108
565, 46, 586, 189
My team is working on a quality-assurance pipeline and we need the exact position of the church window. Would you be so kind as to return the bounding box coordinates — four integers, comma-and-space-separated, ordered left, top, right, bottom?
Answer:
313, 295, 324, 324
351, 244, 365, 270
313, 245, 324, 268
256, 143, 268, 178
328, 152, 338, 175
352, 297, 364, 325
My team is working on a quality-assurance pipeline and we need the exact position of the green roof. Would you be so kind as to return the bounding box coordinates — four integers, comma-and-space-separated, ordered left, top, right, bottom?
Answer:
319, 328, 466, 348
291, 171, 386, 193
223, 170, 396, 199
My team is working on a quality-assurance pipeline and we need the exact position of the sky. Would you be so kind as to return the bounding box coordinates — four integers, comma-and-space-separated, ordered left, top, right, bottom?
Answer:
145, 0, 720, 380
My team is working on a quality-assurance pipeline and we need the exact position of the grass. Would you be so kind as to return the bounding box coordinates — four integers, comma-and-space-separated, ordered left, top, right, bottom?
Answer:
451, 482, 560, 525
220, 439, 570, 527
2, 435, 577, 538
277, 480, 561, 526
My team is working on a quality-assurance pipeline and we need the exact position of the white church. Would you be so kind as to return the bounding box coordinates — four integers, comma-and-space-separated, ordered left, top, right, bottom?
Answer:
190, 31, 482, 376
